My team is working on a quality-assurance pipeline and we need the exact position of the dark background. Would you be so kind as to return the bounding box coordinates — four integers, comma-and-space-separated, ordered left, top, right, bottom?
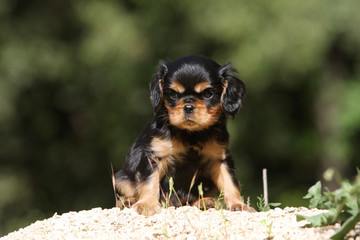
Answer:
1, 0, 360, 236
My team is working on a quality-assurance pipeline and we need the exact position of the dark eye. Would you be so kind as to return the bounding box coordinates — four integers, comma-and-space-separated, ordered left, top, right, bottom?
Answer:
168, 90, 178, 100
202, 88, 214, 99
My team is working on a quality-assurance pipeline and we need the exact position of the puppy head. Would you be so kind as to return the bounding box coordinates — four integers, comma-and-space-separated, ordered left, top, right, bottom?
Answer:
150, 55, 246, 131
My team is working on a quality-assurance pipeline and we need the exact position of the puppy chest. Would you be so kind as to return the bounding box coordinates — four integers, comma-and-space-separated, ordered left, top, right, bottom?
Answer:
150, 137, 227, 163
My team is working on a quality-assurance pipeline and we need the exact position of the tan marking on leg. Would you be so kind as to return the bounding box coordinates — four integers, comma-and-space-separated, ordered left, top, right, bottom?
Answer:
212, 162, 251, 211
133, 166, 162, 216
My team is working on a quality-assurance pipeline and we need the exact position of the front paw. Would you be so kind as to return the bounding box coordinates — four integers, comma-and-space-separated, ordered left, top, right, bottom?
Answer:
119, 196, 138, 208
192, 197, 217, 210
132, 201, 161, 216
227, 202, 256, 212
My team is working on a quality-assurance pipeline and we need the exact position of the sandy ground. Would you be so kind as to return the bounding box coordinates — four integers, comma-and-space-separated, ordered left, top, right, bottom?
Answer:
1, 206, 359, 240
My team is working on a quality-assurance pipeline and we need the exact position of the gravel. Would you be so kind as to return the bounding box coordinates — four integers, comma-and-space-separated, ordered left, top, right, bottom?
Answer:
1, 206, 359, 240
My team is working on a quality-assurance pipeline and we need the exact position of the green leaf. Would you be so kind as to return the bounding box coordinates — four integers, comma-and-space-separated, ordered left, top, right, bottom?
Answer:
268, 202, 281, 208
303, 181, 321, 199
260, 219, 273, 236
301, 170, 360, 238
303, 181, 326, 208
257, 195, 281, 211
260, 219, 267, 227
257, 195, 269, 211
169, 177, 174, 199
296, 209, 338, 227
331, 210, 360, 240
162, 228, 171, 238
198, 182, 204, 196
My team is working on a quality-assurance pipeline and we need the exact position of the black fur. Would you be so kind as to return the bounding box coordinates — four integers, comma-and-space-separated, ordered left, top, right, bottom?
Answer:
219, 63, 246, 118
116, 55, 248, 213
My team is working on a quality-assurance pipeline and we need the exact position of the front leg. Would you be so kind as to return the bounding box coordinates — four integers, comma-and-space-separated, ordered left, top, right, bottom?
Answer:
212, 159, 254, 212
133, 167, 161, 216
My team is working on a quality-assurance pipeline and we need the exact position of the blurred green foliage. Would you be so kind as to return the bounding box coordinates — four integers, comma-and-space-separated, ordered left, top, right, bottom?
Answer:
1, 0, 360, 236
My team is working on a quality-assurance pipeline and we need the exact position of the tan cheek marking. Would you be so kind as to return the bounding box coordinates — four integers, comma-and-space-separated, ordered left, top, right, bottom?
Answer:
164, 100, 186, 127
193, 101, 222, 129
166, 98, 223, 131
207, 104, 222, 115
194, 82, 211, 93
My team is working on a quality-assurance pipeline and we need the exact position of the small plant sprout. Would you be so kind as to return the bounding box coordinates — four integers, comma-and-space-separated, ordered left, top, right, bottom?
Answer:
187, 170, 198, 205
167, 176, 183, 207
162, 228, 172, 238
215, 190, 225, 210
257, 195, 281, 212
260, 218, 273, 239
165, 177, 174, 208
258, 168, 281, 211
198, 182, 207, 211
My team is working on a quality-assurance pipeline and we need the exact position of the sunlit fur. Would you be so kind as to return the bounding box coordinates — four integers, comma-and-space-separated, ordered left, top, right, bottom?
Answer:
115, 55, 253, 215
165, 99, 223, 131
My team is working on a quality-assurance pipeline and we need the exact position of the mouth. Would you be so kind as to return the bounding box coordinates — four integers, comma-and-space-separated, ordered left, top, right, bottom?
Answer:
180, 117, 201, 130
184, 115, 194, 121
184, 115, 198, 124
183, 119, 194, 126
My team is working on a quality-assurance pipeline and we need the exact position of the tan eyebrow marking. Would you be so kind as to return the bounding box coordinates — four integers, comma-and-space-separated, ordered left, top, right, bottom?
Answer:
194, 82, 211, 93
169, 82, 185, 93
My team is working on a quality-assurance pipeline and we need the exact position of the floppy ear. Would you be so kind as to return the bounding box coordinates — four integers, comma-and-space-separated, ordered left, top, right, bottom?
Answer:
150, 60, 169, 109
219, 63, 246, 118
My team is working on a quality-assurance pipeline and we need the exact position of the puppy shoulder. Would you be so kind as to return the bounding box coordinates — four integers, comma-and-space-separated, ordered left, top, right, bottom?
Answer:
122, 122, 154, 169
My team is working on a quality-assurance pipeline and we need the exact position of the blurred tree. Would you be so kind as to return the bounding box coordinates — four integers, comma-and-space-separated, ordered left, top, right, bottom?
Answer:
1, 0, 360, 236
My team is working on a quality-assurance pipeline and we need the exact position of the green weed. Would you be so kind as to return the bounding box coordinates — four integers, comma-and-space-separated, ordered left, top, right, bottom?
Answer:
260, 219, 273, 239
162, 228, 172, 238
297, 168, 360, 240
198, 182, 207, 211
161, 176, 183, 208
257, 194, 281, 212
215, 190, 225, 210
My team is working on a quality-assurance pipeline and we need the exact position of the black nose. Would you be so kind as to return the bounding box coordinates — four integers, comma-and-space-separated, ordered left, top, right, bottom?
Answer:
184, 104, 195, 114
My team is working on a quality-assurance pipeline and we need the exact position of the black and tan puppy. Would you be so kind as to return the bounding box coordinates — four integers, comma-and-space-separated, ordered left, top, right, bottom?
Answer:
115, 55, 252, 215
